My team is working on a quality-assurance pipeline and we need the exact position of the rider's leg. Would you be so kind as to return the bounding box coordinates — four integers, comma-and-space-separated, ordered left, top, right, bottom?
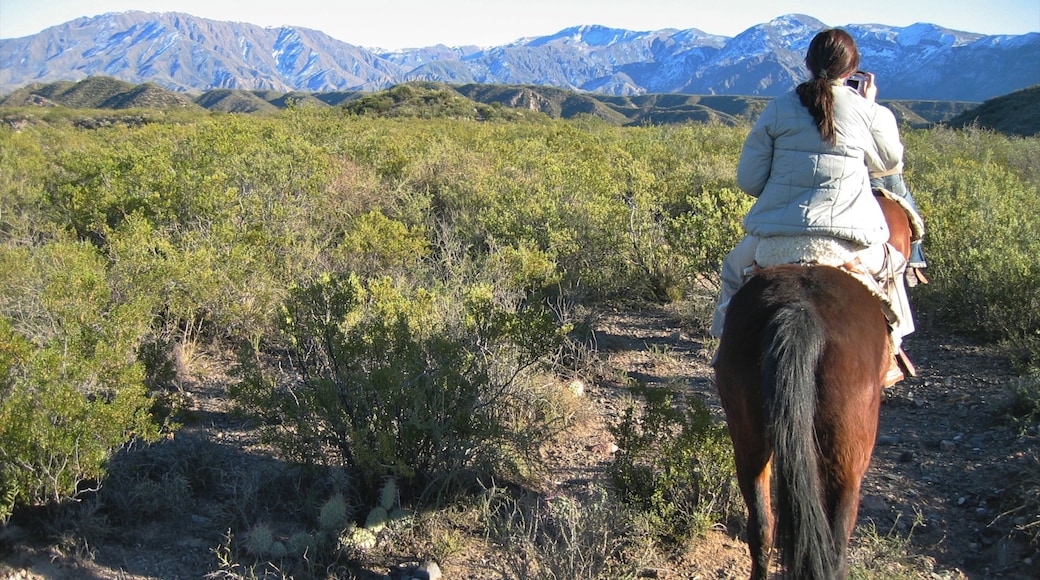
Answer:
856, 242, 914, 343
856, 242, 916, 384
710, 235, 759, 339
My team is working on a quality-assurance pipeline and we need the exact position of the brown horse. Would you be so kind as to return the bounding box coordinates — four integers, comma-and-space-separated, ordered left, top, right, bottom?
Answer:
713, 194, 912, 579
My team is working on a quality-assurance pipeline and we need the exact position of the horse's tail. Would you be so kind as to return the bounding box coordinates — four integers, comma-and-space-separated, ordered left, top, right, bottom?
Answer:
761, 302, 838, 579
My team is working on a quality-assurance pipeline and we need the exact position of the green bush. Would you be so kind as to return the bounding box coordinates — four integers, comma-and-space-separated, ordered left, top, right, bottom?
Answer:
232, 272, 570, 499
904, 126, 1040, 367
0, 240, 159, 520
608, 381, 739, 544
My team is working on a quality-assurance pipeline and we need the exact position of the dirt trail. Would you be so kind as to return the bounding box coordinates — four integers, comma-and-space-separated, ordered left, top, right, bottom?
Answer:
591, 308, 1038, 579
1, 308, 1037, 579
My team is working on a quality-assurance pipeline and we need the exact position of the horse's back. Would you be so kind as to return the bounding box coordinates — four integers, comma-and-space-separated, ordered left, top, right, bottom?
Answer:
717, 265, 889, 370
715, 263, 889, 438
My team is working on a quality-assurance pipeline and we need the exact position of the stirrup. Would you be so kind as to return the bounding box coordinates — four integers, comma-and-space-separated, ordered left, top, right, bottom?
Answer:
906, 267, 929, 287
896, 348, 917, 378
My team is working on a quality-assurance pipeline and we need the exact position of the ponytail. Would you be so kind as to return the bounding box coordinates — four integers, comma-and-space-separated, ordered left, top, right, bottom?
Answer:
799, 29, 860, 144
797, 77, 837, 143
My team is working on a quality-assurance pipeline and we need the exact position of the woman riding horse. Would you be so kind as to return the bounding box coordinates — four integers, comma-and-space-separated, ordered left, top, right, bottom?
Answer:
711, 28, 919, 579
711, 28, 915, 384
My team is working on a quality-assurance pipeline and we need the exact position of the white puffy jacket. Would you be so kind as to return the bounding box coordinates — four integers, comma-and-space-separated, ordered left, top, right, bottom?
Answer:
736, 82, 904, 247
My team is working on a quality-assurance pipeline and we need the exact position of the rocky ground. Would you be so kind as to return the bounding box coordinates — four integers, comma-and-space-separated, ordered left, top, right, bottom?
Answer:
590, 308, 1039, 579
1, 306, 1038, 579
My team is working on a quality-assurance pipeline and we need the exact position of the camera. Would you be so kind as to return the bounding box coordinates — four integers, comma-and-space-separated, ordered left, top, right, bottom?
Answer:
846, 71, 868, 93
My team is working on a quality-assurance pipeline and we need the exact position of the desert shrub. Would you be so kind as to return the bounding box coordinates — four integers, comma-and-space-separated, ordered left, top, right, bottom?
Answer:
1001, 371, 1040, 551
15, 116, 342, 352
232, 272, 571, 501
331, 209, 430, 278
613, 123, 746, 305
483, 485, 637, 579
0, 240, 159, 521
903, 127, 1040, 367
664, 186, 754, 296
96, 430, 239, 525
849, 512, 940, 579
0, 127, 64, 244
608, 381, 739, 544
1006, 370, 1040, 430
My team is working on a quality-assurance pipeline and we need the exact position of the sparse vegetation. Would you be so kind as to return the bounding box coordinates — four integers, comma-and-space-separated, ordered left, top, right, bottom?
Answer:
1, 87, 1037, 577
849, 512, 938, 579
608, 381, 740, 544
483, 484, 639, 579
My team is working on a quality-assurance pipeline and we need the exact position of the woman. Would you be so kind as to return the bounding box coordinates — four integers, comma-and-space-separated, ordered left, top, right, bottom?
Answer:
710, 28, 914, 382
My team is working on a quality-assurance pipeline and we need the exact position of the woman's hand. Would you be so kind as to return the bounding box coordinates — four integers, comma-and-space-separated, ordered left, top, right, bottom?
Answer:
862, 72, 879, 102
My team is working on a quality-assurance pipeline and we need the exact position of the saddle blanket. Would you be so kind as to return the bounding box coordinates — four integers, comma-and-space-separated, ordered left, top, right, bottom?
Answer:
751, 234, 912, 341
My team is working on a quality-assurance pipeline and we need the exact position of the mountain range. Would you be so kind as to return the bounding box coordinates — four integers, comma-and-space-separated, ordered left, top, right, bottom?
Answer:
2, 11, 1038, 102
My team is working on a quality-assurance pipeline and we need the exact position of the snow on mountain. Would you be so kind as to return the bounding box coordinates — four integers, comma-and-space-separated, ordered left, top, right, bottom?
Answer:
1, 11, 1037, 102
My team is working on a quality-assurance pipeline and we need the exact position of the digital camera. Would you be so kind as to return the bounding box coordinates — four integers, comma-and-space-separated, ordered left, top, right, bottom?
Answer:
846, 71, 868, 93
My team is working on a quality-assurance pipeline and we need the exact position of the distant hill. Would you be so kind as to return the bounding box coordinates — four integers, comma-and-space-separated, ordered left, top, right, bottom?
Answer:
0, 77, 201, 111
2, 12, 1037, 102
192, 89, 280, 113
1, 78, 994, 131
945, 85, 1040, 136
2, 77, 990, 129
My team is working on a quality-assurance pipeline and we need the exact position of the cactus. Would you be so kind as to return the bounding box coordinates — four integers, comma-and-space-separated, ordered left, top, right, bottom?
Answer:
378, 478, 398, 511
246, 523, 274, 556
319, 493, 350, 532
387, 507, 414, 532
340, 525, 377, 551
364, 505, 389, 532
288, 532, 316, 557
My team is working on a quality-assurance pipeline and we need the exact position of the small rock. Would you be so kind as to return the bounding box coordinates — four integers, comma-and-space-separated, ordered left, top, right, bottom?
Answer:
898, 450, 915, 463
877, 434, 900, 446
939, 439, 956, 451
177, 537, 205, 548
859, 495, 886, 512
418, 560, 442, 580
589, 442, 619, 456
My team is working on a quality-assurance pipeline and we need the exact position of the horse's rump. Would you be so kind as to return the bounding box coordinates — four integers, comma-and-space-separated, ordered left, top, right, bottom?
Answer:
715, 264, 888, 579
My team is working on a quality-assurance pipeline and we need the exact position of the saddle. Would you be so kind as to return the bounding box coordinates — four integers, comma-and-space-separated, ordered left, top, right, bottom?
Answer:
747, 191, 921, 386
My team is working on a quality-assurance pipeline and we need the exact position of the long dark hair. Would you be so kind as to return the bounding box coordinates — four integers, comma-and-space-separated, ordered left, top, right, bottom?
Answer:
796, 29, 860, 143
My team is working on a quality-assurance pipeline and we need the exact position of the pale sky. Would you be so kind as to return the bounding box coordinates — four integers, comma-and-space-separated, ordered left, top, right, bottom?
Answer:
1, 0, 1038, 48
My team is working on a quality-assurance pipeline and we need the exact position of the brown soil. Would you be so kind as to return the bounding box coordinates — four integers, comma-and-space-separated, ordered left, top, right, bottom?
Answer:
590, 308, 1039, 579
1, 307, 1038, 579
